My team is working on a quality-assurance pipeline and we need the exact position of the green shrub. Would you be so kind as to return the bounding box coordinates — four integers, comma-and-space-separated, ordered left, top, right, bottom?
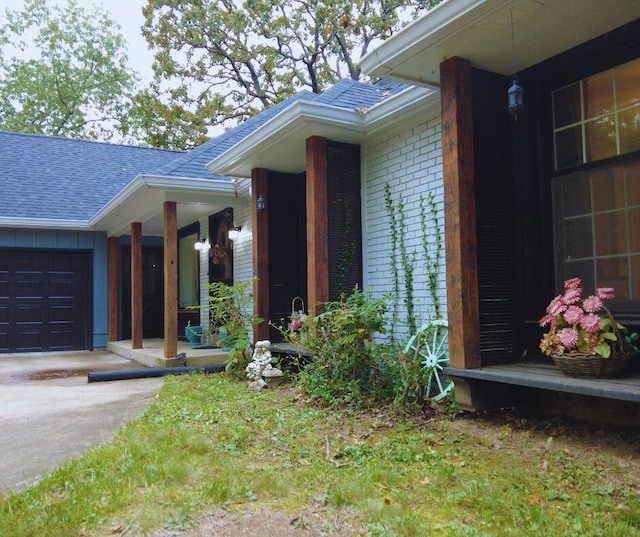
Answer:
296, 288, 395, 406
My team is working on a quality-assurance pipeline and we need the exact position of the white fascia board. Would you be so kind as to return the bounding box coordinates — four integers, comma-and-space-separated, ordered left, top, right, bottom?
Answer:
0, 217, 91, 230
207, 100, 365, 176
363, 86, 440, 136
360, 0, 493, 78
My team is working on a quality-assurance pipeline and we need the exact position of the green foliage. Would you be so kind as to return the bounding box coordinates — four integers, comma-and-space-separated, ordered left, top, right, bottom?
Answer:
203, 278, 262, 372
397, 193, 417, 335
420, 190, 443, 319
385, 183, 445, 405
139, 0, 444, 140
0, 0, 138, 141
383, 183, 400, 342
296, 287, 395, 406
385, 182, 443, 335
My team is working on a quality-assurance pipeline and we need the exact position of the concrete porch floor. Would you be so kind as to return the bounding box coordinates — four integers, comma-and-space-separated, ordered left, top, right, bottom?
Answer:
107, 339, 229, 368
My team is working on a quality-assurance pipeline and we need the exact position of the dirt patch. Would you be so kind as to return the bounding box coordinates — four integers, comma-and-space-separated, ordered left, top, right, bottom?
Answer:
153, 508, 353, 537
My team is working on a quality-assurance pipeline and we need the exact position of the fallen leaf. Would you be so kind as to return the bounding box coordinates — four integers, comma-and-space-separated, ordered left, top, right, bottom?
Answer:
527, 494, 543, 506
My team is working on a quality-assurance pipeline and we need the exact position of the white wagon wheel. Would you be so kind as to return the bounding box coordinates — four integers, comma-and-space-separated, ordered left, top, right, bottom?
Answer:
404, 319, 453, 401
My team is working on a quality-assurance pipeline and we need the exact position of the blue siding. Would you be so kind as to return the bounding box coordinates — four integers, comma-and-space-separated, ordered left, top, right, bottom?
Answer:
0, 229, 108, 349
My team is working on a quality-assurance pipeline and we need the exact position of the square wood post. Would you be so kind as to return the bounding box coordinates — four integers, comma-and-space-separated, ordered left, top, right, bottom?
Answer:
440, 56, 481, 369
252, 168, 270, 341
131, 222, 143, 349
306, 136, 329, 315
163, 201, 178, 358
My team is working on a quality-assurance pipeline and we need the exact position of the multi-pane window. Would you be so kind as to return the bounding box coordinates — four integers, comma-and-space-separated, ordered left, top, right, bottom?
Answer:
553, 58, 640, 170
553, 161, 640, 299
552, 58, 640, 301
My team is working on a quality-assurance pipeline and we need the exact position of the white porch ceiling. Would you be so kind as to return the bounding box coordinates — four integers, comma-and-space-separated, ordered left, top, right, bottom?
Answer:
90, 175, 249, 237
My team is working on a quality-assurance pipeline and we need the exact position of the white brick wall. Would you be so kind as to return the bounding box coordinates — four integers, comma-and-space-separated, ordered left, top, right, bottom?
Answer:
362, 114, 447, 342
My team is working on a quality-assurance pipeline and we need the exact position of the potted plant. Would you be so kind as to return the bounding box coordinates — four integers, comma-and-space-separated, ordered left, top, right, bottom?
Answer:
184, 321, 203, 346
539, 277, 636, 378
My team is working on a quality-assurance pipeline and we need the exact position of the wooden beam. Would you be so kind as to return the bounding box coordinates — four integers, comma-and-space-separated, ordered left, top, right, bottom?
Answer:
441, 57, 482, 369
131, 222, 143, 350
440, 56, 481, 369
306, 136, 329, 315
107, 236, 119, 342
163, 201, 178, 358
252, 168, 270, 340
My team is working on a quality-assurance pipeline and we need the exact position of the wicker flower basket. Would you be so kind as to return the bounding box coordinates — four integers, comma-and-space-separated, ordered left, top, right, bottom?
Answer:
551, 352, 630, 378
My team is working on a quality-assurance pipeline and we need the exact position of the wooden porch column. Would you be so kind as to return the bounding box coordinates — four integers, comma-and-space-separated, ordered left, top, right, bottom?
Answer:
107, 236, 119, 342
163, 201, 178, 358
131, 222, 143, 349
252, 168, 270, 340
440, 56, 481, 369
306, 136, 329, 315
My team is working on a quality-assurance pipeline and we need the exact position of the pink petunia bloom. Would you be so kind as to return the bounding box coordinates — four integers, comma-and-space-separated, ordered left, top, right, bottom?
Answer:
564, 277, 582, 291
583, 295, 602, 313
559, 327, 579, 347
547, 295, 566, 316
564, 305, 583, 324
597, 287, 615, 300
580, 313, 600, 333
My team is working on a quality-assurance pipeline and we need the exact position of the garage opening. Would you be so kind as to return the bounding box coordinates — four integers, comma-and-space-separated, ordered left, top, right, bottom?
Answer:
0, 249, 92, 353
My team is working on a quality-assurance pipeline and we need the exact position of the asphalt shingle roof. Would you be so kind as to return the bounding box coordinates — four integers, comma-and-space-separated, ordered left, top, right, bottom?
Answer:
0, 79, 409, 222
0, 132, 181, 221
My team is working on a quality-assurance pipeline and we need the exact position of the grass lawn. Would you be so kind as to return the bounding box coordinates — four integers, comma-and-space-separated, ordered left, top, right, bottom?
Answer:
1, 373, 639, 536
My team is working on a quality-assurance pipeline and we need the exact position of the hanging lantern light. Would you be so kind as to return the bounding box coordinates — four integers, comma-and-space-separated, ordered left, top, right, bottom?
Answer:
508, 76, 524, 121
507, 5, 523, 121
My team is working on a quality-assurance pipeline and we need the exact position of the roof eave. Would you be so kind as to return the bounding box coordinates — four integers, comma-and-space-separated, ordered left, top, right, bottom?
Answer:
207, 100, 366, 177
0, 217, 91, 230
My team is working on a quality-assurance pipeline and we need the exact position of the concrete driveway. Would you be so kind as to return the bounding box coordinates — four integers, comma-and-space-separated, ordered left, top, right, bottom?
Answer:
0, 351, 162, 493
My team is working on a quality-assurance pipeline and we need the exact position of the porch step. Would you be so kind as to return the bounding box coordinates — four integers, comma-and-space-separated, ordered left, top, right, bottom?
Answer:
107, 339, 228, 368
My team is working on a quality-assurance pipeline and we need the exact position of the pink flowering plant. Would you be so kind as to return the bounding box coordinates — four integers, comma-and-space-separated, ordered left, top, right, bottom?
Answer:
289, 310, 308, 334
539, 277, 626, 358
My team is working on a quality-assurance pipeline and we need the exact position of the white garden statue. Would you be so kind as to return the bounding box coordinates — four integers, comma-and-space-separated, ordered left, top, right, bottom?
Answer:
246, 340, 283, 391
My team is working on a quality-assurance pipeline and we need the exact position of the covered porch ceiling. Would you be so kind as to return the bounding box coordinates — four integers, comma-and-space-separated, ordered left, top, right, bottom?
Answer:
360, 0, 640, 86
90, 175, 249, 237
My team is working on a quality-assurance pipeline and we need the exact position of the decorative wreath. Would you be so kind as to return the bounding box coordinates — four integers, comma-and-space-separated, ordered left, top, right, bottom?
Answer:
210, 221, 231, 265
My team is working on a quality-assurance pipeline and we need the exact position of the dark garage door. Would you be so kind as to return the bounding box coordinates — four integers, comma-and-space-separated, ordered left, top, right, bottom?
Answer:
0, 249, 91, 353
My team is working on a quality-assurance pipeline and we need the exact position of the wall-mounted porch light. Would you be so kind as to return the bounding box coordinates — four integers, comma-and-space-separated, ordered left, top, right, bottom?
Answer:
257, 195, 265, 214
194, 238, 210, 252
228, 226, 242, 241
